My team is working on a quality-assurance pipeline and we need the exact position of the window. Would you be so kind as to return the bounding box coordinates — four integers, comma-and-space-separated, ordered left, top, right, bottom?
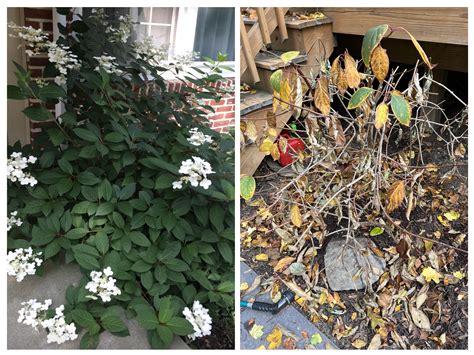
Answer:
132, 7, 178, 47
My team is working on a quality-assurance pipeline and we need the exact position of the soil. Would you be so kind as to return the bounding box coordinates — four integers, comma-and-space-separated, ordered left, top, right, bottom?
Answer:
187, 316, 235, 349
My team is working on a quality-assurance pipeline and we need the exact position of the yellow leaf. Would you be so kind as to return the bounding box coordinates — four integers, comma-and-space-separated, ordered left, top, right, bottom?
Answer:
281, 51, 300, 63
249, 324, 264, 339
314, 77, 330, 116
259, 138, 273, 155
352, 339, 367, 349
290, 204, 302, 228
278, 136, 288, 154
386, 180, 405, 213
279, 79, 291, 109
453, 271, 465, 280
330, 56, 340, 84
243, 120, 258, 142
240, 282, 249, 291
274, 256, 296, 273
370, 45, 389, 82
270, 143, 280, 161
437, 215, 449, 227
255, 345, 266, 350
255, 253, 269, 262
344, 51, 361, 89
318, 291, 328, 305
310, 333, 323, 345
374, 102, 389, 129
421, 266, 442, 284
266, 327, 283, 349
399, 27, 434, 70
444, 211, 460, 221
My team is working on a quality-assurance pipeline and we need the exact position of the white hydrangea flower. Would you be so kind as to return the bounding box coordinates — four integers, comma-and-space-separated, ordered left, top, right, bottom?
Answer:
173, 156, 214, 190
7, 211, 23, 231
106, 15, 133, 43
187, 127, 213, 146
133, 37, 169, 63
47, 43, 81, 86
94, 54, 123, 75
17, 299, 52, 329
41, 305, 78, 344
182, 300, 212, 340
8, 22, 50, 56
7, 152, 38, 186
7, 247, 43, 282
85, 267, 121, 302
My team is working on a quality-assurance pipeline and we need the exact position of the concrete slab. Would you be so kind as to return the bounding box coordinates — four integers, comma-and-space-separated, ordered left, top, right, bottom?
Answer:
8, 261, 189, 349
240, 262, 338, 350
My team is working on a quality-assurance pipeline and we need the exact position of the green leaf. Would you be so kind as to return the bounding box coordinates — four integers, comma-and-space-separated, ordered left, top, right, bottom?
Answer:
38, 84, 66, 99
74, 252, 100, 270
71, 20, 89, 33
140, 157, 179, 175
158, 297, 173, 323
240, 176, 256, 200
270, 69, 282, 92
217, 280, 234, 293
112, 212, 125, 228
58, 159, 73, 175
100, 313, 128, 333
77, 171, 100, 185
369, 226, 384, 236
134, 304, 159, 330
118, 183, 136, 200
65, 227, 88, 240
104, 132, 124, 143
129, 231, 151, 247
72, 201, 92, 214
163, 258, 189, 272
361, 24, 390, 66
23, 106, 53, 121
98, 179, 113, 201
217, 241, 233, 263
310, 333, 323, 345
73, 128, 99, 142
80, 331, 100, 349
7, 85, 27, 100
44, 240, 61, 259
131, 260, 152, 273
181, 285, 197, 305
280, 51, 300, 63
156, 325, 173, 347
96, 202, 115, 216
209, 204, 225, 232
189, 270, 214, 290
165, 317, 194, 336
71, 309, 100, 335
95, 231, 109, 255
347, 87, 374, 110
140, 271, 154, 290
390, 91, 411, 126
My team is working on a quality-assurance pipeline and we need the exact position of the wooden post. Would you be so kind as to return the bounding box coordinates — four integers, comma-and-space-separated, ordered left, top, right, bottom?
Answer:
256, 8, 271, 45
240, 15, 260, 83
427, 69, 448, 124
275, 8, 288, 41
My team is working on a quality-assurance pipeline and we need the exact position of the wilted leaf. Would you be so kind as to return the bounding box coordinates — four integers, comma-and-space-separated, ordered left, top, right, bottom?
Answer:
453, 271, 465, 280
352, 339, 367, 349
399, 27, 434, 69
290, 204, 302, 228
274, 256, 296, 273
310, 333, 323, 345
249, 324, 264, 339
244, 275, 262, 295
367, 334, 382, 350
266, 111, 277, 128
244, 120, 258, 142
370, 226, 384, 236
410, 306, 431, 330
294, 77, 303, 119
386, 180, 405, 213
374, 102, 389, 129
348, 87, 374, 110
270, 69, 283, 92
329, 116, 345, 146
289, 262, 306, 276
255, 253, 269, 262
240, 176, 256, 201
278, 136, 288, 154
279, 79, 291, 109
270, 143, 280, 161
281, 51, 300, 64
344, 51, 361, 89
267, 327, 283, 349
240, 282, 249, 291
259, 138, 273, 155
314, 77, 330, 115
370, 45, 389, 82
362, 24, 390, 66
444, 211, 460, 221
283, 337, 297, 349
390, 91, 411, 126
421, 266, 441, 284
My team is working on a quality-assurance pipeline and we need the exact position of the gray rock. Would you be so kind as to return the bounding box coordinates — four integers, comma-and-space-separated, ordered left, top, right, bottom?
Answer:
324, 238, 386, 291
8, 261, 189, 349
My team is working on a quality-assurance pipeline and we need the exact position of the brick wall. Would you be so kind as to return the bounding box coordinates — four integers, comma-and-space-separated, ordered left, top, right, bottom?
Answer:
18, 7, 235, 140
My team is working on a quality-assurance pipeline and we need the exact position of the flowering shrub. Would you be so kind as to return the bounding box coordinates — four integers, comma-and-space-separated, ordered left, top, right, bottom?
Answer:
7, 8, 234, 349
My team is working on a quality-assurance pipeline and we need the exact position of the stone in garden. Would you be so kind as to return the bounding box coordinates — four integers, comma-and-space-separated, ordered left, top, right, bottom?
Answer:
324, 238, 386, 291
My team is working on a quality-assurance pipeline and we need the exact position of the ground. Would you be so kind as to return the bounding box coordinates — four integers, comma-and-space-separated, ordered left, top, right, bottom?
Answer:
241, 130, 468, 350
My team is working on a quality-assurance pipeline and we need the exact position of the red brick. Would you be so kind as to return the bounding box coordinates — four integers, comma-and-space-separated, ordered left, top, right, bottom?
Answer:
208, 113, 224, 120
226, 98, 235, 105
211, 120, 230, 128
24, 8, 53, 20
209, 99, 224, 106
224, 112, 235, 119
216, 106, 232, 112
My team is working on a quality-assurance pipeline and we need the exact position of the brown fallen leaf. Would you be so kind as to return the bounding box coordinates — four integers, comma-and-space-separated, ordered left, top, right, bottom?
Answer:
387, 180, 405, 213
274, 256, 296, 273
368, 334, 382, 350
283, 337, 297, 349
410, 305, 431, 330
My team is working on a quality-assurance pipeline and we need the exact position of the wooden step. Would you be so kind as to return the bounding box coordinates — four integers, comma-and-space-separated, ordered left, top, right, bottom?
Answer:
241, 90, 273, 116
254, 50, 308, 71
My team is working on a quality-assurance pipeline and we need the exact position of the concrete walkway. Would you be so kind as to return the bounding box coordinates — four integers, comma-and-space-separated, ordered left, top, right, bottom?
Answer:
7, 261, 188, 349
240, 262, 337, 350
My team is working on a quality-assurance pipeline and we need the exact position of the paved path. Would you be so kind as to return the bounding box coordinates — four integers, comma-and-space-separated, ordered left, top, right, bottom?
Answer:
8, 261, 188, 350
240, 262, 337, 350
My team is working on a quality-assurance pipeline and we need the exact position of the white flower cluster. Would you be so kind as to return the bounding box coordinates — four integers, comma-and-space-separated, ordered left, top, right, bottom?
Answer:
133, 37, 169, 63
8, 22, 50, 56
7, 211, 23, 231
7, 152, 38, 186
7, 247, 43, 282
47, 43, 81, 86
41, 305, 78, 344
85, 267, 121, 302
173, 156, 214, 190
187, 127, 213, 146
182, 300, 212, 340
94, 54, 123, 75
18, 299, 78, 344
106, 15, 133, 43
